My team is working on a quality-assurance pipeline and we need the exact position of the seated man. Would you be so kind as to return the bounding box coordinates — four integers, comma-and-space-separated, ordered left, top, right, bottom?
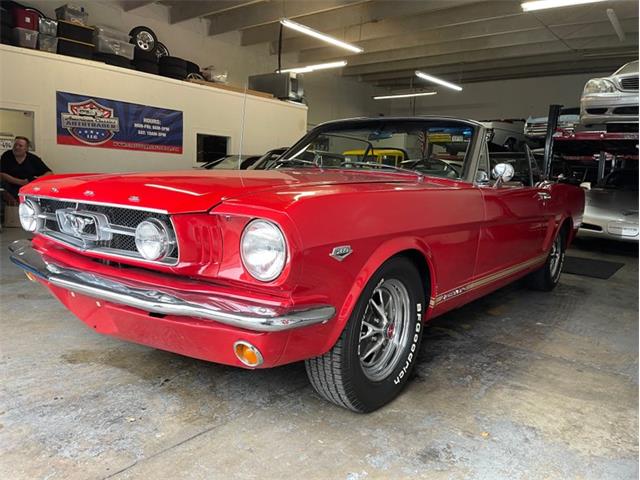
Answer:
1, 136, 52, 205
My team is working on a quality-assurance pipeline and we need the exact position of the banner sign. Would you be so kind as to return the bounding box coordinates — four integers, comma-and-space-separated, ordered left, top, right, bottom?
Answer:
56, 91, 183, 154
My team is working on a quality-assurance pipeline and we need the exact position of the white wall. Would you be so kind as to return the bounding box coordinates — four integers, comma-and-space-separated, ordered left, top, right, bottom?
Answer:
304, 71, 381, 127
377, 73, 596, 120
23, 0, 377, 127
0, 45, 307, 173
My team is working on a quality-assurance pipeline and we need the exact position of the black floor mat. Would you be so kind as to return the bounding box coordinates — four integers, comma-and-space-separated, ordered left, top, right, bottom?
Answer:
562, 256, 625, 279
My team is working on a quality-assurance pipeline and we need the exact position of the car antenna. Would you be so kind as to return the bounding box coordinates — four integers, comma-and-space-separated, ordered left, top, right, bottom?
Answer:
238, 81, 249, 184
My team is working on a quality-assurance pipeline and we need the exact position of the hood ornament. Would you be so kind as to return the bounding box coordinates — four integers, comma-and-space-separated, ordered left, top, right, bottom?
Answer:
128, 196, 140, 203
84, 190, 95, 197
330, 245, 352, 262
51, 187, 59, 193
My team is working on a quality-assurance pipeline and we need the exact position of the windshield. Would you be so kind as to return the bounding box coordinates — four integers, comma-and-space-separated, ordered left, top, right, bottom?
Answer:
614, 61, 638, 76
276, 119, 476, 179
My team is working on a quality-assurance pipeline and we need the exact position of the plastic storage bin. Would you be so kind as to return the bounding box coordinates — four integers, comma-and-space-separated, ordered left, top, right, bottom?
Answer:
39, 17, 57, 36
55, 3, 88, 25
38, 34, 57, 52
12, 7, 38, 30
13, 27, 38, 48
93, 24, 129, 42
94, 36, 134, 59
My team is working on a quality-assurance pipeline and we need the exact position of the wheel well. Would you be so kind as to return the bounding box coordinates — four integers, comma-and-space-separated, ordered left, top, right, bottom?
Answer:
560, 217, 573, 246
396, 249, 432, 303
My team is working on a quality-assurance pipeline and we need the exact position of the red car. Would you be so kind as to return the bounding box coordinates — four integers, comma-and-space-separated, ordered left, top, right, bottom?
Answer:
10, 117, 584, 412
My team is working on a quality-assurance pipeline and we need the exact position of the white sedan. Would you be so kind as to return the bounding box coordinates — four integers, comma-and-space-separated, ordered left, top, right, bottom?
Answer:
580, 60, 639, 127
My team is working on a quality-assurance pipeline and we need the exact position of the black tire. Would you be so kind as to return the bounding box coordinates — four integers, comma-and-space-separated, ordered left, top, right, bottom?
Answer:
135, 60, 159, 74
186, 60, 199, 74
305, 256, 425, 412
93, 53, 132, 68
133, 48, 157, 63
527, 227, 566, 291
159, 55, 187, 70
155, 41, 169, 60
159, 65, 187, 79
129, 25, 157, 53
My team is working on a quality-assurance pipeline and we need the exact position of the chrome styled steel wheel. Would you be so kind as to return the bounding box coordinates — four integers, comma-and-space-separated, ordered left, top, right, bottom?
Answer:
549, 234, 563, 281
358, 279, 412, 381
305, 257, 425, 412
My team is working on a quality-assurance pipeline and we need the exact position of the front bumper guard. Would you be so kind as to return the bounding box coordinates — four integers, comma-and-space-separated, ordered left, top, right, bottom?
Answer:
9, 240, 335, 332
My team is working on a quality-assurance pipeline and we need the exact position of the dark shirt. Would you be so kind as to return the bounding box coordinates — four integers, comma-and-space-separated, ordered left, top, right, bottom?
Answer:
0, 150, 51, 198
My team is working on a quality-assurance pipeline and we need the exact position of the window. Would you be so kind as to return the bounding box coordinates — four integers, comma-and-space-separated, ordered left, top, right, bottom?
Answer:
0, 108, 35, 150
196, 134, 228, 163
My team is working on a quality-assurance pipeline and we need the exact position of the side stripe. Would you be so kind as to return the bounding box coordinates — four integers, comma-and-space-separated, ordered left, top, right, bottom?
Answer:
429, 253, 547, 307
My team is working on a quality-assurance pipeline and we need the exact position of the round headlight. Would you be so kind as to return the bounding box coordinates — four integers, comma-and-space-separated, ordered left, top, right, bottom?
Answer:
134, 218, 173, 261
19, 199, 42, 232
240, 219, 287, 282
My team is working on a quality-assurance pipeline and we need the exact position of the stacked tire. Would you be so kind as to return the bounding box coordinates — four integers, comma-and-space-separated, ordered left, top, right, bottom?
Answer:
128, 25, 199, 80
133, 48, 158, 74
159, 55, 187, 80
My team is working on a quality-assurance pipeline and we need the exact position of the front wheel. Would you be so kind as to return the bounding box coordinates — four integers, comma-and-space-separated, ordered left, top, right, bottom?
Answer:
527, 228, 566, 291
305, 257, 425, 412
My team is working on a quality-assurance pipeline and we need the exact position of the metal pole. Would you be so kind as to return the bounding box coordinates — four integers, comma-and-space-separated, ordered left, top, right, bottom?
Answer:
543, 104, 562, 179
597, 151, 607, 183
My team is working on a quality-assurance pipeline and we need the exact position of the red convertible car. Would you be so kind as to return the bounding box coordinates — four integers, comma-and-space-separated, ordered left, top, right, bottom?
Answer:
10, 117, 584, 412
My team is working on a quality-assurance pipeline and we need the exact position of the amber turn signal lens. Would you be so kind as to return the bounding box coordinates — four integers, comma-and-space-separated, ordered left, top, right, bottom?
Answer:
233, 341, 264, 367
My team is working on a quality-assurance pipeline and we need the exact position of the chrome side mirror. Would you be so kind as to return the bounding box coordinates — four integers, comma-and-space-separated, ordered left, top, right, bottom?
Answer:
492, 163, 515, 187
580, 182, 591, 190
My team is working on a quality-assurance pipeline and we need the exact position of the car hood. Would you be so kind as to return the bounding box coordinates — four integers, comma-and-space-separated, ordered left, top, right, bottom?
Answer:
585, 188, 639, 220
22, 169, 422, 214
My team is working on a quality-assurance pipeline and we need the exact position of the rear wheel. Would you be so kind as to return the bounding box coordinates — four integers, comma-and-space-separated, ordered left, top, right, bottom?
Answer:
305, 257, 425, 412
527, 228, 566, 291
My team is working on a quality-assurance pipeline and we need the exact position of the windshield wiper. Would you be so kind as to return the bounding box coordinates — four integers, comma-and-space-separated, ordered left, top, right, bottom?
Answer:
344, 161, 424, 180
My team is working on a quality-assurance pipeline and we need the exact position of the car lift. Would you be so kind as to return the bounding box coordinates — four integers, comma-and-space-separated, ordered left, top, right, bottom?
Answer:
542, 104, 638, 183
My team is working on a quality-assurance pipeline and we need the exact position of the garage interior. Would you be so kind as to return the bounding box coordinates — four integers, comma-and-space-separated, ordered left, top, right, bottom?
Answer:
0, 0, 638, 479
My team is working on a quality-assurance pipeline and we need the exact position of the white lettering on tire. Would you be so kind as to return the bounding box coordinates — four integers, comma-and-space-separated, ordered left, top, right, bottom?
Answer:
393, 306, 422, 385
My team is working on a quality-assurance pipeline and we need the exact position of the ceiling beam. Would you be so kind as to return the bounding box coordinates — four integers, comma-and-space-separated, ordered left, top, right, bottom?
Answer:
167, 1, 264, 25
241, 0, 481, 46
360, 50, 638, 83
207, 0, 366, 36
335, 22, 638, 73
373, 57, 635, 88
342, 34, 636, 76
297, 12, 638, 63
120, 0, 156, 11
271, 0, 519, 53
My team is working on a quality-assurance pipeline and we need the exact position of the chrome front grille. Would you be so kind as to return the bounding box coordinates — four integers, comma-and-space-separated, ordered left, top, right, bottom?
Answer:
31, 196, 179, 264
620, 76, 638, 90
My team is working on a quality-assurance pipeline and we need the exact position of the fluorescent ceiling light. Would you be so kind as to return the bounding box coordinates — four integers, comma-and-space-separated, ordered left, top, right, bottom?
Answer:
521, 0, 606, 12
279, 60, 348, 74
373, 91, 437, 100
280, 18, 363, 53
415, 71, 462, 91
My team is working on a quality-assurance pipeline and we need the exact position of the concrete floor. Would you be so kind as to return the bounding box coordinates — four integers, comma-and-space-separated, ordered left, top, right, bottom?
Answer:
0, 227, 637, 480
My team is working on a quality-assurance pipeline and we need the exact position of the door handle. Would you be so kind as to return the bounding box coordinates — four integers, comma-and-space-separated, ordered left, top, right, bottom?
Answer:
536, 192, 551, 201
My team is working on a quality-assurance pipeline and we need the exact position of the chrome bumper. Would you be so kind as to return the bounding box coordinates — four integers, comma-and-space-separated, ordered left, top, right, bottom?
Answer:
8, 240, 335, 332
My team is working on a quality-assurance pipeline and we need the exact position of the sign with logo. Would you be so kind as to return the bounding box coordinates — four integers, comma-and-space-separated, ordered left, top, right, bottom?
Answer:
56, 91, 183, 154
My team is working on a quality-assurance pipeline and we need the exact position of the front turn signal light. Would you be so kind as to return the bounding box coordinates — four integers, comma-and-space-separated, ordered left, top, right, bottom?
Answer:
233, 341, 263, 367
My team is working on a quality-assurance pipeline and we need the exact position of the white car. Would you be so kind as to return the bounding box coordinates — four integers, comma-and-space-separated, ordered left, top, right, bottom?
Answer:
580, 60, 639, 127
525, 107, 580, 139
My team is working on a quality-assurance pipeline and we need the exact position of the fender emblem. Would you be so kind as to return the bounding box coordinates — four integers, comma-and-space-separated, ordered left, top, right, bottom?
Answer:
330, 245, 352, 261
